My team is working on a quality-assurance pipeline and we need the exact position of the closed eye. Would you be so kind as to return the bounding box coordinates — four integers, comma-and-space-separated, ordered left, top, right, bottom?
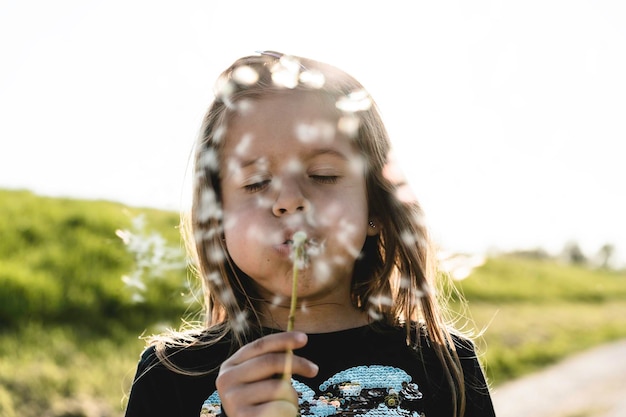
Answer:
244, 179, 271, 193
310, 175, 339, 184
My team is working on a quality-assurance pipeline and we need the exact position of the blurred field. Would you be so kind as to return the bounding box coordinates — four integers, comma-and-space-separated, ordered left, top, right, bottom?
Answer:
1, 189, 625, 417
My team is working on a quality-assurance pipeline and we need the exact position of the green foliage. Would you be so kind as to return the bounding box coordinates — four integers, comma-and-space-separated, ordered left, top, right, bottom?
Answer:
1, 189, 626, 417
0, 189, 193, 331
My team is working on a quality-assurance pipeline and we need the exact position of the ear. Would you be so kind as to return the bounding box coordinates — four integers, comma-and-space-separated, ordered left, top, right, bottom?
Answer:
367, 218, 381, 236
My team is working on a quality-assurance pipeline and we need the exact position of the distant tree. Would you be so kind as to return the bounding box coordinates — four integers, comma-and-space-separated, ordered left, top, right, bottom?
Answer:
597, 243, 615, 269
562, 241, 586, 265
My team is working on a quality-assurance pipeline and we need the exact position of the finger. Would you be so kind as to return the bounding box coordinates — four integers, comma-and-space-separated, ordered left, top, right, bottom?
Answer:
225, 332, 308, 366
256, 401, 299, 417
220, 378, 298, 412
217, 352, 318, 387
233, 400, 299, 417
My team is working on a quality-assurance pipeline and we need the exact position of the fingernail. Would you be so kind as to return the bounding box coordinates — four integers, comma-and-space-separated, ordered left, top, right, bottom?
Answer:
295, 332, 307, 343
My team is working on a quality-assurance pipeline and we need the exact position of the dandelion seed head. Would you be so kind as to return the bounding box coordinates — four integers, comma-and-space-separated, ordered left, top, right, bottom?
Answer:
293, 231, 307, 246
336, 90, 372, 112
232, 65, 259, 86
337, 115, 360, 138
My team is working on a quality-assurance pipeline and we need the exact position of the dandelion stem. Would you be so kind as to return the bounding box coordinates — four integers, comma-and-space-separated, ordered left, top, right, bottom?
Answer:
283, 231, 306, 381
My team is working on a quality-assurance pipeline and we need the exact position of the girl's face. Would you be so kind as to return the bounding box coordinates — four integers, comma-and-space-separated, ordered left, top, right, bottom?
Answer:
219, 91, 376, 307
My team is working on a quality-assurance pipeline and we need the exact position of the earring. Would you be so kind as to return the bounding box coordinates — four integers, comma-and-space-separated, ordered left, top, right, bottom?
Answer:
368, 220, 376, 228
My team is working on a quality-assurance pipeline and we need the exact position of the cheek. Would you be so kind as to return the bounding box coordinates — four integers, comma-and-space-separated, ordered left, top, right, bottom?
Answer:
223, 211, 282, 257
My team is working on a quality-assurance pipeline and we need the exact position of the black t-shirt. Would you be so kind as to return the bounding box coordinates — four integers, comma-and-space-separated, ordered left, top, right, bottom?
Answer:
124, 324, 495, 417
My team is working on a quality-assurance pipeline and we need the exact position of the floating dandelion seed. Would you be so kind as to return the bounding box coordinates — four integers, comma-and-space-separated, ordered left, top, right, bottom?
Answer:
198, 189, 222, 222
285, 158, 304, 175
368, 307, 383, 321
271, 55, 302, 89
231, 65, 259, 86
207, 271, 222, 284
312, 260, 331, 284
271, 294, 285, 307
283, 230, 307, 381
236, 98, 254, 115
336, 90, 372, 112
197, 148, 219, 172
232, 310, 249, 334
214, 77, 236, 109
122, 274, 147, 291
338, 115, 360, 138
399, 276, 412, 289
295, 120, 335, 144
299, 69, 325, 88
234, 132, 253, 156
213, 124, 226, 144
400, 230, 417, 246
208, 247, 225, 263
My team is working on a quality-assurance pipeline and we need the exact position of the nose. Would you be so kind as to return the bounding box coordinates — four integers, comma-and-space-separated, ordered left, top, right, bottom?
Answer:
272, 178, 309, 216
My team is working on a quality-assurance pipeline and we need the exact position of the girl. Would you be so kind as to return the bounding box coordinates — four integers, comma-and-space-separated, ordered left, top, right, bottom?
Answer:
124, 51, 495, 417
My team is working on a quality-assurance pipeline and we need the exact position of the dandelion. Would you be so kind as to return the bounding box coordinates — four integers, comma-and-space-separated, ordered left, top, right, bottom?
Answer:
283, 230, 307, 381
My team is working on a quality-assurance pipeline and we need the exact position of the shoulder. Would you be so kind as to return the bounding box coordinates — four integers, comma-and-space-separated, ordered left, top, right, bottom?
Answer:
135, 329, 235, 375
451, 332, 479, 358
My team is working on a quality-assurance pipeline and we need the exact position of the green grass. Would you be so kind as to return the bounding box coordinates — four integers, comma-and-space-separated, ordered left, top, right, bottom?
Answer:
1, 188, 625, 417
449, 256, 626, 384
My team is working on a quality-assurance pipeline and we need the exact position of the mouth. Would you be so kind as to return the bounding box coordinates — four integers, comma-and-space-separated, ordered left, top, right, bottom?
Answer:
278, 233, 324, 264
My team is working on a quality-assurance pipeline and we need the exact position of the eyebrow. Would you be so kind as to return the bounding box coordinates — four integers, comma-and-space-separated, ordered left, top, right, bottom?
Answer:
307, 148, 350, 161
236, 148, 350, 169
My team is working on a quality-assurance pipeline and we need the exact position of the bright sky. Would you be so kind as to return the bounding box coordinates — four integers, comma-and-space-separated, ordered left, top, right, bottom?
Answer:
1, 1, 625, 266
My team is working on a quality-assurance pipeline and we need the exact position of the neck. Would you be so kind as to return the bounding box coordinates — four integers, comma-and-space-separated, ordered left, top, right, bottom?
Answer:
260, 300, 371, 333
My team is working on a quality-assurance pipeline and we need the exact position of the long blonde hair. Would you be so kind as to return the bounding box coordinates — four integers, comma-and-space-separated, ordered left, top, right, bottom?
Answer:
156, 51, 467, 416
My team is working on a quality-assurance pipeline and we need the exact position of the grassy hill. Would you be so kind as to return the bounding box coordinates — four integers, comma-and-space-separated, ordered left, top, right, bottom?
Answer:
1, 189, 625, 417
